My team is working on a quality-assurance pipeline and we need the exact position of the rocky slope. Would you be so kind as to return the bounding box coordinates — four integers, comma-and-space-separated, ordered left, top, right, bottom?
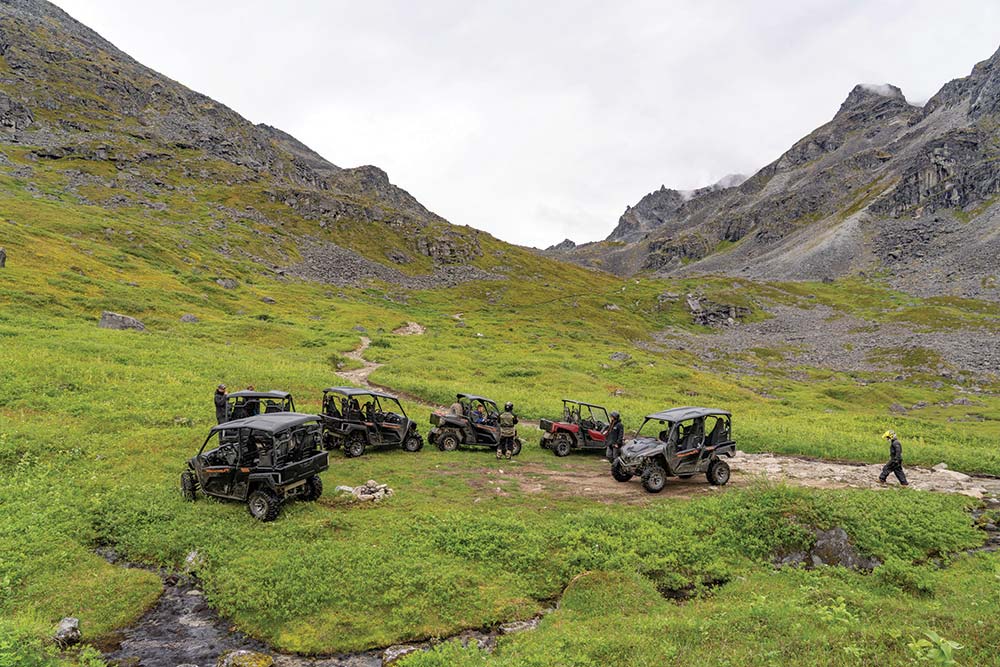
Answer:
551, 48, 1000, 300
0, 0, 505, 284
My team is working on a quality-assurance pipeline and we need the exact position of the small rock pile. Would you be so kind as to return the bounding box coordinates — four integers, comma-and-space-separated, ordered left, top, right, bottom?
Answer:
338, 480, 393, 502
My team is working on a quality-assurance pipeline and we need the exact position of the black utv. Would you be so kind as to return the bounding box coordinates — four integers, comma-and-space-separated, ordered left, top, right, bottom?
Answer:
428, 393, 522, 455
612, 407, 735, 493
227, 390, 295, 420
320, 387, 424, 457
181, 413, 328, 521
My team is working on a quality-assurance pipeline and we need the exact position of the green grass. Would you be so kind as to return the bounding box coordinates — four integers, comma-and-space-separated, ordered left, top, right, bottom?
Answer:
2, 113, 1000, 665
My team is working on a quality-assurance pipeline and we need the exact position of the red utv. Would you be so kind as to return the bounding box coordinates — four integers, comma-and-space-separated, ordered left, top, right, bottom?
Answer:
539, 399, 611, 456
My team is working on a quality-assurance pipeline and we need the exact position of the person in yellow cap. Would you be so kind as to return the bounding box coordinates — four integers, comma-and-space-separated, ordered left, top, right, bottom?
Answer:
878, 430, 908, 486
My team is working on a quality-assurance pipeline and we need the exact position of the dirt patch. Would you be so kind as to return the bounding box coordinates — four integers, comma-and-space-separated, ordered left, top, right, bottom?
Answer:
488, 452, 1000, 503
393, 321, 426, 336
334, 336, 382, 387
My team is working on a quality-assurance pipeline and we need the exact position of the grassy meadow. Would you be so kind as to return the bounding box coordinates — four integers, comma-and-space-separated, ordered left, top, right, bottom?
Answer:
1, 150, 999, 666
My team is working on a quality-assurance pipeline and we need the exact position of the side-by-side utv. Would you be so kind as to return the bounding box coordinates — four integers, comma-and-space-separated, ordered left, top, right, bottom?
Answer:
319, 387, 423, 457
226, 390, 295, 421
181, 413, 328, 521
428, 393, 522, 455
612, 407, 735, 493
539, 399, 611, 456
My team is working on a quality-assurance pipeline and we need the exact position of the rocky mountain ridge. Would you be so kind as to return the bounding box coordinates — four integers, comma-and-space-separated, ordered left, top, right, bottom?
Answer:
550, 46, 1000, 300
0, 0, 495, 281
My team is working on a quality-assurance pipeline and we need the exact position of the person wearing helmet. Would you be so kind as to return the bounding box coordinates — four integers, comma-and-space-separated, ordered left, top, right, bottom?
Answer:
214, 383, 229, 424
605, 411, 624, 461
878, 430, 908, 486
497, 401, 518, 460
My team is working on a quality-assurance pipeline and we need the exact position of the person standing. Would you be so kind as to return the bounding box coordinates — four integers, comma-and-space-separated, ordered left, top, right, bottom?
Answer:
214, 384, 229, 424
878, 430, 909, 486
497, 402, 518, 460
605, 411, 624, 462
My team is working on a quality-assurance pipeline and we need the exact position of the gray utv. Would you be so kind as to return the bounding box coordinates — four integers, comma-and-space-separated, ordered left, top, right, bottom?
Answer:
611, 407, 735, 493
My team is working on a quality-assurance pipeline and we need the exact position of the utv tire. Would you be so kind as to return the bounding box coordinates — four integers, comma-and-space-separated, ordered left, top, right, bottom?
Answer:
180, 471, 197, 501
302, 475, 323, 501
403, 434, 424, 453
707, 459, 731, 486
553, 434, 573, 457
438, 430, 461, 452
611, 460, 633, 482
641, 465, 668, 493
511, 439, 522, 457
247, 489, 281, 522
345, 434, 367, 458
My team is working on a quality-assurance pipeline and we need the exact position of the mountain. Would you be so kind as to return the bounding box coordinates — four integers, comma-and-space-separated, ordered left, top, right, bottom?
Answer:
0, 0, 541, 285
552, 48, 1000, 300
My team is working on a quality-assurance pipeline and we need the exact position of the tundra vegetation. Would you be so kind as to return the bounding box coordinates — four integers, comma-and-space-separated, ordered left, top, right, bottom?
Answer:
1, 134, 999, 666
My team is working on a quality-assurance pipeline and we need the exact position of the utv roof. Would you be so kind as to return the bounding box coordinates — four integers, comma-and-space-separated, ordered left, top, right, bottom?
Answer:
211, 412, 319, 434
645, 407, 731, 422
562, 398, 608, 409
228, 390, 292, 400
322, 386, 398, 400
457, 393, 497, 403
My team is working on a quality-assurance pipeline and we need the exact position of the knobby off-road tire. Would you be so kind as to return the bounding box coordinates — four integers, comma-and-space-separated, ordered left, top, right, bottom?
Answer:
641, 464, 668, 493
553, 434, 573, 457
345, 433, 367, 458
438, 429, 461, 452
511, 438, 523, 457
403, 433, 424, 452
302, 475, 323, 501
611, 459, 633, 482
180, 471, 197, 501
707, 459, 731, 486
247, 489, 282, 522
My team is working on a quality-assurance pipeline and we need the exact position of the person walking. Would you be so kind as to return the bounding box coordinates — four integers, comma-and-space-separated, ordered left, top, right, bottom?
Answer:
605, 411, 624, 462
497, 402, 518, 460
214, 384, 229, 424
878, 430, 909, 486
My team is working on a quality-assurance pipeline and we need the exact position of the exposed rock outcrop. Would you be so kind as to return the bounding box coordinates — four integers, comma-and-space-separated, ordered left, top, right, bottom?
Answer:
98, 311, 145, 331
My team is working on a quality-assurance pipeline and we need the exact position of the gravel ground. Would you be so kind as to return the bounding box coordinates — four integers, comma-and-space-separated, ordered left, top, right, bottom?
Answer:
656, 303, 999, 380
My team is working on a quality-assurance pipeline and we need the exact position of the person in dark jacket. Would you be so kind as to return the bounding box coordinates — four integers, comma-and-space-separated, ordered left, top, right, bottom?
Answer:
878, 430, 909, 486
497, 402, 518, 460
605, 411, 624, 461
214, 384, 229, 424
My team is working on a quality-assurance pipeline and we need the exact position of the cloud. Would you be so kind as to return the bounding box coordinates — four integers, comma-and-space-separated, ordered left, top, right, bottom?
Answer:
52, 0, 1000, 247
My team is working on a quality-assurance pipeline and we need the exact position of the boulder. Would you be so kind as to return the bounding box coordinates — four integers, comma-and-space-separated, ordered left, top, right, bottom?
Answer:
260, 296, 276, 304
609, 351, 631, 362
98, 311, 145, 331
776, 527, 880, 571
0, 247, 6, 268
217, 650, 273, 667
215, 278, 238, 290
604, 303, 621, 311
180, 314, 199, 323
352, 325, 367, 333
53, 617, 81, 647
383, 644, 423, 664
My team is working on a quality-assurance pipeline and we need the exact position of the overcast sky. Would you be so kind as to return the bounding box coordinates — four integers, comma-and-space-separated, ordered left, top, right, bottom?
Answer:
52, 1, 1000, 247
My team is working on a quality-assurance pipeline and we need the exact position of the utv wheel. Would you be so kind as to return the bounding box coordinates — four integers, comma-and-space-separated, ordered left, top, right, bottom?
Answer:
641, 465, 667, 493
180, 471, 197, 501
708, 459, 731, 486
553, 434, 573, 457
403, 434, 424, 452
438, 430, 461, 452
247, 489, 281, 522
345, 434, 367, 458
611, 460, 633, 482
302, 475, 323, 501
510, 439, 522, 457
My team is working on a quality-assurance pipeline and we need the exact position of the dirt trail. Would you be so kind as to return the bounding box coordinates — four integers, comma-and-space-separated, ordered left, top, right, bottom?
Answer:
335, 336, 381, 387
501, 451, 1000, 503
